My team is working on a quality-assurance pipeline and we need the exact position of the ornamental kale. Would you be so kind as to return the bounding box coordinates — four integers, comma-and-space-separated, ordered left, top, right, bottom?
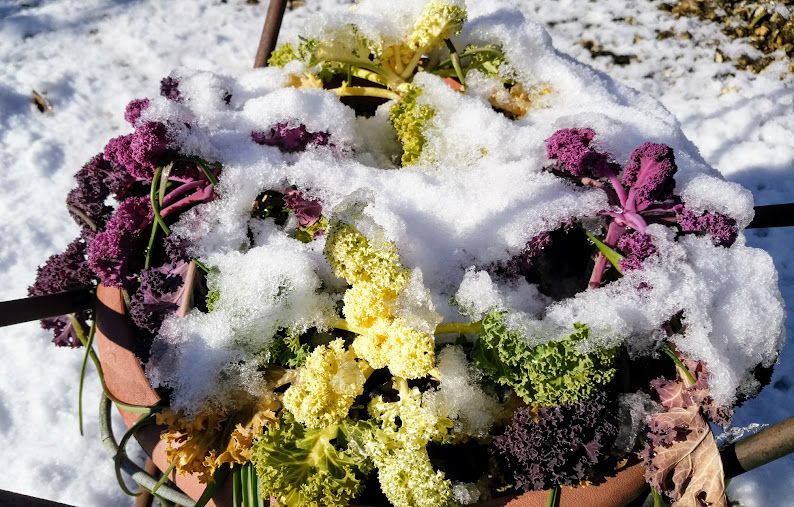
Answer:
472, 311, 616, 406
104, 121, 171, 181
87, 196, 152, 288
284, 188, 323, 228
66, 154, 137, 235
129, 261, 190, 333
269, 328, 311, 368
28, 238, 94, 347
493, 392, 619, 491
545, 128, 739, 286
390, 85, 435, 166
363, 378, 455, 507
124, 98, 150, 126
250, 413, 372, 507
66, 157, 114, 234
251, 123, 331, 153
616, 230, 657, 271
282, 339, 367, 428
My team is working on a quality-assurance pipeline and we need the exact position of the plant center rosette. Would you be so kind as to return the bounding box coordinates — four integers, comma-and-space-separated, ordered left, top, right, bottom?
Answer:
30, 1, 786, 506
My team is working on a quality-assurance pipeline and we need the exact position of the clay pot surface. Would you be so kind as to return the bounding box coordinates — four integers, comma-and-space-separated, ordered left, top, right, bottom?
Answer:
94, 284, 648, 507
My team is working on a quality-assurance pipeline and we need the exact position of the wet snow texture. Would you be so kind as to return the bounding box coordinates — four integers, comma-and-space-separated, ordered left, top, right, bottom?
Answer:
0, 0, 792, 505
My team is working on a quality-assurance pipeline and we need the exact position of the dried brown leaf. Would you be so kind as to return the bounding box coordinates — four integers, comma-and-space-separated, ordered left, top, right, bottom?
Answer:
646, 405, 726, 507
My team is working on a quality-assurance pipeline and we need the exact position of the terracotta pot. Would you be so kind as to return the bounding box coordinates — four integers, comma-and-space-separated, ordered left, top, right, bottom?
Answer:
94, 284, 648, 507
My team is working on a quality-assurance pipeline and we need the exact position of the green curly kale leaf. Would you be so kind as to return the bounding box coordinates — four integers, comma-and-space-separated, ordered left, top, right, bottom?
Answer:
472, 311, 616, 406
251, 413, 371, 507
269, 328, 311, 368
268, 43, 301, 67
390, 85, 435, 166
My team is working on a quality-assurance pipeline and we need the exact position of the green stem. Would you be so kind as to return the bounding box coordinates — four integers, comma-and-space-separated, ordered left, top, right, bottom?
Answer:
158, 163, 173, 207
435, 47, 502, 69
331, 85, 401, 101
444, 38, 466, 89
662, 345, 696, 385
195, 159, 220, 187
401, 49, 425, 79
324, 58, 404, 87
331, 318, 482, 336
67, 205, 98, 232
546, 485, 561, 507
69, 316, 158, 414
144, 222, 158, 269
77, 319, 96, 436
435, 321, 481, 335
151, 462, 176, 494
651, 487, 663, 507
193, 258, 210, 273
114, 412, 158, 496
150, 166, 171, 235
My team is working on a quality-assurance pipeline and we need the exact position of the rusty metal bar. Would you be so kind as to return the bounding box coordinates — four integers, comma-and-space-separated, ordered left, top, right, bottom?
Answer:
253, 0, 288, 68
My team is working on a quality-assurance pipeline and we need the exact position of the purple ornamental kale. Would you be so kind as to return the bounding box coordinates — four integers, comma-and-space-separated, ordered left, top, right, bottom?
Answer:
496, 231, 552, 278
616, 231, 657, 271
163, 234, 191, 262
283, 188, 322, 227
124, 98, 150, 126
251, 123, 331, 153
544, 129, 739, 286
129, 261, 190, 333
677, 208, 738, 247
66, 155, 114, 233
87, 196, 152, 288
28, 238, 94, 347
104, 121, 171, 181
493, 392, 619, 491
160, 76, 181, 101
546, 128, 613, 178
621, 142, 677, 212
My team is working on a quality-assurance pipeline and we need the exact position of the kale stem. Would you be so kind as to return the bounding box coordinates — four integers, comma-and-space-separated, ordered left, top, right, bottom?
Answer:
194, 159, 219, 187
68, 315, 159, 414
77, 319, 95, 436
67, 205, 98, 232
331, 318, 482, 336
144, 222, 158, 269
444, 38, 466, 89
331, 85, 401, 101
151, 462, 176, 494
401, 50, 425, 79
158, 163, 173, 207
546, 485, 561, 507
588, 221, 626, 288
662, 345, 697, 385
193, 258, 210, 273
435, 321, 481, 335
150, 167, 171, 236
651, 487, 663, 507
435, 47, 502, 68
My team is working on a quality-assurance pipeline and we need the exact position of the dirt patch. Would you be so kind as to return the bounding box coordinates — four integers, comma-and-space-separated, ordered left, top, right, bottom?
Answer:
659, 0, 793, 73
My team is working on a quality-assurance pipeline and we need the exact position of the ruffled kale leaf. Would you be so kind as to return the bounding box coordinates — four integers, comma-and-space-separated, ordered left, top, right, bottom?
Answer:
472, 311, 616, 406
129, 261, 191, 333
251, 413, 371, 507
493, 392, 619, 491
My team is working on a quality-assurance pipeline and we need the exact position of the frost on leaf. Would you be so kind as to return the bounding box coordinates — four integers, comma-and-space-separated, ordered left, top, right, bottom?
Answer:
642, 358, 727, 507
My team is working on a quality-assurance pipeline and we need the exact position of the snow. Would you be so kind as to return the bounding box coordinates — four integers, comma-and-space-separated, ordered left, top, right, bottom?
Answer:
1, 0, 793, 506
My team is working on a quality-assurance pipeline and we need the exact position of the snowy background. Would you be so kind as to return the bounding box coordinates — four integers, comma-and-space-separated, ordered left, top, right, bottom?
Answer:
0, 0, 792, 505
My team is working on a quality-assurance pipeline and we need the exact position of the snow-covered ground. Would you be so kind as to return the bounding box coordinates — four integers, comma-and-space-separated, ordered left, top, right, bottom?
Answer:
0, 0, 791, 505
